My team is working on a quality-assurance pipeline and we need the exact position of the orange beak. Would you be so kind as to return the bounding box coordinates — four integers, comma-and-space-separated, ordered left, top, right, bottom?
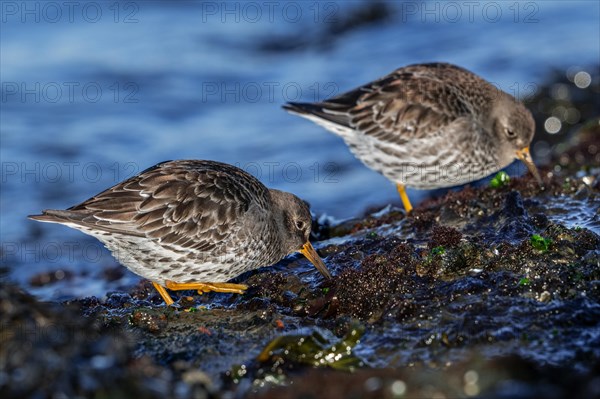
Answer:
516, 147, 543, 188
300, 241, 332, 279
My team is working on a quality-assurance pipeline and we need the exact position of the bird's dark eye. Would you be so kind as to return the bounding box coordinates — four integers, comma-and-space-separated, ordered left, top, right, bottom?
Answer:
295, 220, 305, 230
506, 128, 516, 138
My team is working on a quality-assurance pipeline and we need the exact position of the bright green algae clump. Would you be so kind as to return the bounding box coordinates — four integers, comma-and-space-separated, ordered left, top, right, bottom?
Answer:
490, 171, 511, 188
530, 234, 552, 252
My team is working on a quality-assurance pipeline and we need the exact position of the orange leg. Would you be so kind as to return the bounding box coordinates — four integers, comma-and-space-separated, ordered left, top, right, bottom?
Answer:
165, 281, 248, 295
396, 183, 413, 213
151, 281, 248, 306
152, 282, 174, 306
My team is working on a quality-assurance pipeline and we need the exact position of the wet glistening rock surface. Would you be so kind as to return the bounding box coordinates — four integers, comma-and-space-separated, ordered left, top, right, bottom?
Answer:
1, 71, 599, 398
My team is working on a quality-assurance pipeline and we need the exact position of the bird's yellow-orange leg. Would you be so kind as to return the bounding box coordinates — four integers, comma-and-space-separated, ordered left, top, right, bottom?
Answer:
396, 183, 413, 213
165, 281, 248, 295
151, 281, 247, 306
152, 282, 175, 306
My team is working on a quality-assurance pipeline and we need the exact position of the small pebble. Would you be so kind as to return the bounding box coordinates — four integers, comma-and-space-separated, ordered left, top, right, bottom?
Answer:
538, 291, 552, 302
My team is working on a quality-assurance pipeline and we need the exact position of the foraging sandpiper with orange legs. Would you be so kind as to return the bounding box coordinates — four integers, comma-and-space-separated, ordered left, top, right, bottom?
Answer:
284, 62, 543, 213
30, 160, 331, 305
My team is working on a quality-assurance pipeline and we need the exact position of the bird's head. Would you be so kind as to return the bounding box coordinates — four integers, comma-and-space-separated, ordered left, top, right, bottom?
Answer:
490, 96, 543, 186
269, 190, 331, 279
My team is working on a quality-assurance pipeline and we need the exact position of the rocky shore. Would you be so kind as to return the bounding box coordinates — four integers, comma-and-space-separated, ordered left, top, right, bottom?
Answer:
1, 69, 599, 399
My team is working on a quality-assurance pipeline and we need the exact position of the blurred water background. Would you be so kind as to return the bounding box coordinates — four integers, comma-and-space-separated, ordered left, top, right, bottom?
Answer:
1, 0, 599, 299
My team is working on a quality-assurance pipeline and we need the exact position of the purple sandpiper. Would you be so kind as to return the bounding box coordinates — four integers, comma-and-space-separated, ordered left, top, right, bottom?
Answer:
284, 62, 543, 212
30, 160, 331, 305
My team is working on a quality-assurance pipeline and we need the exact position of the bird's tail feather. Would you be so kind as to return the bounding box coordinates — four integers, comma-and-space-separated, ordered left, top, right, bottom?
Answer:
283, 102, 352, 130
28, 209, 86, 224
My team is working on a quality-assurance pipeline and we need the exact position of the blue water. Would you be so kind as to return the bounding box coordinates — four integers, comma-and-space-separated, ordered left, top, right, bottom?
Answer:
1, 0, 599, 298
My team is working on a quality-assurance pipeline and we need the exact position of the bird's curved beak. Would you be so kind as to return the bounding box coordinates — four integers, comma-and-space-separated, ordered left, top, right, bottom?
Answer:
516, 147, 543, 188
300, 241, 332, 279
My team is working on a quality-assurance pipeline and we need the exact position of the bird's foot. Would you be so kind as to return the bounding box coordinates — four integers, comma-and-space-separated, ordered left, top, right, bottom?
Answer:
151, 281, 248, 306
165, 281, 248, 295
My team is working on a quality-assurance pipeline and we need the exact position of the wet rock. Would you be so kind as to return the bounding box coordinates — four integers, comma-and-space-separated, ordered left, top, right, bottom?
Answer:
503, 191, 528, 218
7, 69, 600, 399
329, 242, 417, 321
105, 291, 137, 309
28, 268, 74, 286
130, 309, 169, 333
530, 212, 550, 229
0, 283, 198, 399
246, 355, 600, 399
428, 225, 463, 249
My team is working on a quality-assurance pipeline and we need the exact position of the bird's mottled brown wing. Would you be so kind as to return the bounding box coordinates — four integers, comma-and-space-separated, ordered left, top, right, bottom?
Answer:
285, 63, 488, 145
40, 160, 271, 251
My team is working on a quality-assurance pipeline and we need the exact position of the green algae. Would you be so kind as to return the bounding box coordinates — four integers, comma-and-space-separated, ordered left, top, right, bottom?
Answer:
227, 325, 365, 386
256, 324, 365, 371
431, 246, 446, 256
518, 277, 531, 286
530, 234, 552, 252
490, 171, 511, 188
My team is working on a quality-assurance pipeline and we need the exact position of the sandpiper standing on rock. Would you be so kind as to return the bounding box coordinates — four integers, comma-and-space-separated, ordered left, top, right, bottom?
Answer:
284, 62, 543, 213
30, 160, 331, 305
